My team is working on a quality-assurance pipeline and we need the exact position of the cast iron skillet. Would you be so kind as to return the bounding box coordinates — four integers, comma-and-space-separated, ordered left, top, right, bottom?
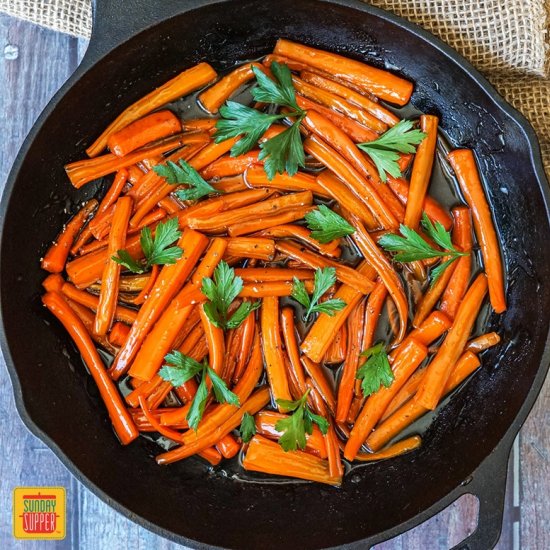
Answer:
1, 0, 550, 548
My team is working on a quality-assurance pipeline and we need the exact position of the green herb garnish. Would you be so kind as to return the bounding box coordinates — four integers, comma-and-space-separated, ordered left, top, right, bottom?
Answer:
238, 412, 257, 443
356, 343, 394, 397
305, 205, 355, 243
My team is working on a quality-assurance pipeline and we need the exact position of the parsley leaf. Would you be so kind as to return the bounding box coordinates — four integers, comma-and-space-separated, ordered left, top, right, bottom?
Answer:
356, 342, 394, 397
357, 119, 426, 182
239, 412, 256, 443
275, 390, 329, 452
208, 367, 240, 406
201, 261, 260, 330
112, 217, 183, 274
291, 267, 346, 321
186, 368, 209, 431
252, 63, 301, 111
259, 120, 306, 179
305, 205, 355, 243
158, 351, 204, 387
154, 159, 220, 201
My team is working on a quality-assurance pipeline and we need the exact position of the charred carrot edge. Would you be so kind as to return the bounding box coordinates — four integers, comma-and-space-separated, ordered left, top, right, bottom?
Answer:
280, 307, 308, 396
242, 434, 342, 486
42, 292, 138, 444
244, 166, 330, 198
448, 149, 506, 313
336, 299, 366, 422
86, 62, 217, 157
94, 197, 133, 335
439, 207, 473, 319
261, 296, 292, 406
41, 200, 98, 273
367, 352, 480, 451
228, 206, 313, 237
344, 339, 428, 460
466, 332, 501, 353
415, 274, 488, 410
109, 321, 131, 348
107, 111, 182, 157
274, 38, 413, 105
110, 229, 209, 380
201, 151, 261, 180
356, 435, 422, 461
404, 115, 439, 230
198, 62, 265, 114
216, 434, 241, 459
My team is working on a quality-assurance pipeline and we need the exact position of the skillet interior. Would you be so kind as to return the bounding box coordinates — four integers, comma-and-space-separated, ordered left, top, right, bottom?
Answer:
1, 0, 550, 547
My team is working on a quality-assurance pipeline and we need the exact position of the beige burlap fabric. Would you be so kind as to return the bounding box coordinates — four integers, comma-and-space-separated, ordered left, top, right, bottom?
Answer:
1, 0, 549, 171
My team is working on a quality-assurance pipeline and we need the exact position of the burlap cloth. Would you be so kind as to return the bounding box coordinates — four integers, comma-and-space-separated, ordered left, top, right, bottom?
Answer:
1, 0, 549, 172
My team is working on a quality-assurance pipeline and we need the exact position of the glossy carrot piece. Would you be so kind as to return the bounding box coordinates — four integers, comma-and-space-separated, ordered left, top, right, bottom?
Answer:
448, 149, 506, 313
356, 435, 422, 461
415, 274, 488, 410
367, 352, 480, 451
41, 200, 98, 273
232, 310, 256, 383
109, 229, 209, 380
201, 151, 261, 180
274, 39, 413, 105
279, 307, 308, 396
225, 237, 275, 261
379, 367, 425, 422
344, 339, 428, 460
302, 358, 336, 415
362, 281, 388, 350
216, 434, 241, 459
404, 115, 439, 230
94, 197, 133, 335
235, 268, 314, 283
128, 264, 159, 306
240, 280, 314, 298
261, 296, 292, 406
107, 111, 182, 157
86, 62, 216, 157
242, 434, 341, 486
42, 292, 138, 444
324, 324, 347, 364
210, 175, 248, 194
42, 274, 65, 292
228, 206, 313, 237
108, 321, 131, 347
200, 304, 225, 376
466, 332, 501, 353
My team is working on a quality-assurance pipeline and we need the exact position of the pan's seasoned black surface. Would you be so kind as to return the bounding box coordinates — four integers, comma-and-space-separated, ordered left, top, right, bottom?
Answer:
1, 1, 549, 548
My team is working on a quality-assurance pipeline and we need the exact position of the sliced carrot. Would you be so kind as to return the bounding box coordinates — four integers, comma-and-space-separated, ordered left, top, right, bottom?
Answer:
201, 151, 260, 180
280, 307, 308, 396
109, 321, 131, 348
216, 434, 241, 459
466, 332, 501, 353
356, 435, 421, 461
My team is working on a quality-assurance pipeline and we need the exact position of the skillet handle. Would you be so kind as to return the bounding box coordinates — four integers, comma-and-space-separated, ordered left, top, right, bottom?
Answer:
451, 438, 512, 550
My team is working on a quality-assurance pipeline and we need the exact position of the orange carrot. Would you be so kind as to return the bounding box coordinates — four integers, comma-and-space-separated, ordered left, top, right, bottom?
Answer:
200, 304, 225, 376
235, 268, 314, 283
42, 292, 138, 445
228, 206, 313, 237
232, 310, 256, 383
201, 151, 261, 180
42, 274, 65, 292
210, 175, 248, 194
216, 434, 241, 459
466, 332, 501, 353
225, 237, 275, 261
280, 307, 308, 396
109, 321, 131, 347
448, 149, 506, 313
356, 435, 422, 461
302, 357, 336, 415
240, 280, 314, 298
362, 281, 388, 350
415, 274, 488, 410
380, 367, 425, 422
244, 166, 330, 198
324, 324, 347, 364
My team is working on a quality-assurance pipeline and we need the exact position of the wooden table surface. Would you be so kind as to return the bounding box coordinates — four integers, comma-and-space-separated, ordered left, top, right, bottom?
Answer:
0, 14, 548, 550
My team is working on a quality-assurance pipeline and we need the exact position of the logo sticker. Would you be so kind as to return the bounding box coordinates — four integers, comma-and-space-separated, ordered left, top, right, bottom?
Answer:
13, 487, 66, 540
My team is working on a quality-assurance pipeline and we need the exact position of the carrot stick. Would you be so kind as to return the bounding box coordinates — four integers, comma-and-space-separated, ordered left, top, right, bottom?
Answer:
240, 280, 314, 298
232, 310, 256, 383
129, 264, 159, 306
216, 434, 241, 459
225, 237, 275, 261
210, 175, 248, 194
86, 62, 217, 157
336, 298, 366, 422
344, 339, 428, 460
300, 70, 400, 127
274, 39, 413, 105
279, 307, 308, 396
415, 274, 488, 410
466, 332, 501, 353
234, 268, 313, 283
380, 367, 425, 422
109, 321, 131, 347
198, 62, 265, 114
275, 241, 375, 295
200, 304, 225, 376
304, 134, 399, 229
324, 324, 347, 364
107, 111, 182, 157
41, 200, 98, 273
182, 118, 218, 133
302, 357, 336, 415
244, 166, 330, 198
261, 296, 292, 406
356, 435, 422, 461
42, 292, 138, 444
362, 281, 388, 350
448, 149, 506, 313
94, 197, 133, 335
228, 206, 313, 237
242, 434, 341, 486
200, 151, 261, 180
109, 229, 209, 380
367, 352, 480, 451
42, 274, 65, 292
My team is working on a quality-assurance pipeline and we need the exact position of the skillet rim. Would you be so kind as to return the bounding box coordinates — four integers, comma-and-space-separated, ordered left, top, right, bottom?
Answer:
1, 0, 549, 547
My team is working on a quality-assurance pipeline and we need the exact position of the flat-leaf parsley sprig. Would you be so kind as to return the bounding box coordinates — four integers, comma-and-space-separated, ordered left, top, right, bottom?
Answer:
214, 61, 306, 180
356, 343, 394, 398
305, 205, 355, 244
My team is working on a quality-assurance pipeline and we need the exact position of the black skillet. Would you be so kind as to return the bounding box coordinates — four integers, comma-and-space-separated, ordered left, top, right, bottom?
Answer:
1, 0, 550, 548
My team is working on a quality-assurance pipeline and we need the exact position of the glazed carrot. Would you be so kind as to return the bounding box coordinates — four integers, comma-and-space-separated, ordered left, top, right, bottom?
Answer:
304, 134, 399, 229
300, 71, 399, 126
324, 324, 347, 364
42, 274, 65, 292
42, 292, 138, 444
293, 76, 388, 133
216, 434, 241, 459
261, 296, 292, 406
274, 39, 413, 105
336, 298, 366, 422
244, 166, 330, 198
109, 321, 131, 347
367, 352, 480, 451
356, 435, 422, 461
279, 307, 308, 395
240, 281, 313, 298
94, 196, 133, 335
255, 411, 327, 458
440, 207, 473, 319
225, 238, 275, 261
362, 281, 388, 350
302, 357, 336, 415
380, 367, 425, 422
127, 164, 145, 183
344, 339, 428, 460
232, 310, 256, 383
201, 151, 261, 180
86, 62, 217, 157
199, 62, 265, 114
228, 206, 313, 237
41, 199, 98, 273
129, 264, 159, 305
276, 241, 375, 295
107, 111, 182, 157
182, 118, 218, 133
200, 304, 225, 375
242, 434, 341, 486
210, 175, 248, 194
466, 332, 501, 353
61, 282, 137, 325
448, 149, 506, 313
109, 229, 209, 380
405, 310, 451, 347
68, 133, 209, 188
235, 268, 314, 283
415, 274, 488, 410
403, 115, 439, 229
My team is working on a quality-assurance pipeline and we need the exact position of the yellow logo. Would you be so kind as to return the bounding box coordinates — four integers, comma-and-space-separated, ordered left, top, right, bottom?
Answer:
12, 487, 66, 540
